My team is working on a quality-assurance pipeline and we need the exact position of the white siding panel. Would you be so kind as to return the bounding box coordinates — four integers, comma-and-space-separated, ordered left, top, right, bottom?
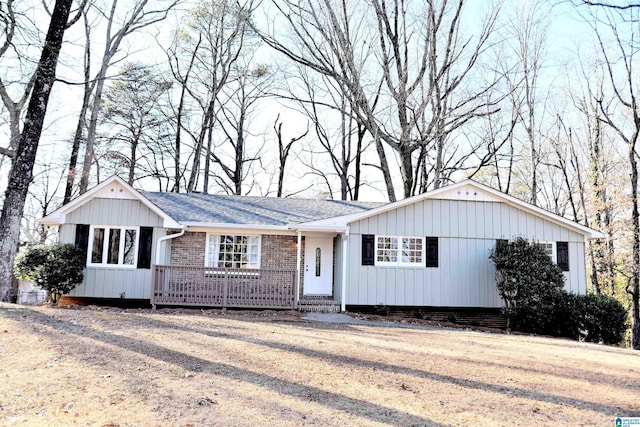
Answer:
387, 209, 397, 235
535, 217, 544, 240
58, 225, 74, 244
576, 242, 586, 294
411, 269, 423, 304
483, 203, 493, 238
67, 198, 164, 227
61, 197, 165, 301
441, 201, 451, 236
413, 203, 424, 235
431, 200, 442, 235
71, 267, 152, 299
334, 236, 343, 301
346, 198, 591, 308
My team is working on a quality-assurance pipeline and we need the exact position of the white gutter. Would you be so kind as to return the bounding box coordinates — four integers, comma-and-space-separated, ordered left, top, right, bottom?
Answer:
155, 228, 186, 265
296, 231, 302, 307
289, 225, 348, 233
181, 222, 290, 232
340, 229, 349, 312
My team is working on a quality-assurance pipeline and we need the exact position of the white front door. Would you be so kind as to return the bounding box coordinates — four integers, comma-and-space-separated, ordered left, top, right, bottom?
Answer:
303, 236, 333, 295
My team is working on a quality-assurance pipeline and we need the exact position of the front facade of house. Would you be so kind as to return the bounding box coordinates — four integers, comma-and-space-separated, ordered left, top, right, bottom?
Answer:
41, 176, 603, 312
345, 195, 587, 309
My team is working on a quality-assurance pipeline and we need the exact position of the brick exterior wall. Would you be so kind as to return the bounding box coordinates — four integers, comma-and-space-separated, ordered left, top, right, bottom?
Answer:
261, 235, 299, 271
168, 232, 333, 298
170, 232, 206, 266
169, 232, 302, 272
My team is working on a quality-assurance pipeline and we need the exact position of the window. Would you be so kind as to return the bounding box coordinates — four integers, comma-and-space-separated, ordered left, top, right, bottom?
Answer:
534, 241, 554, 258
557, 241, 569, 271
504, 239, 569, 272
361, 234, 375, 265
315, 248, 321, 276
375, 236, 424, 267
88, 226, 139, 267
425, 237, 439, 268
206, 234, 261, 269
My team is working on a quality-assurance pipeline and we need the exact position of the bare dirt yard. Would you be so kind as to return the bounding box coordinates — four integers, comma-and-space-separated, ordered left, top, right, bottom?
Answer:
0, 302, 638, 427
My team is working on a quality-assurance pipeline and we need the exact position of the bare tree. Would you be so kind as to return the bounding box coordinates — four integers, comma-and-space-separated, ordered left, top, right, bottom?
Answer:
208, 61, 270, 195
62, 6, 93, 204
254, 0, 397, 200
284, 67, 369, 200
23, 164, 66, 243
273, 114, 308, 197
500, 2, 552, 206
0, 0, 77, 301
170, 0, 256, 194
75, 0, 179, 194
589, 5, 640, 349
0, 0, 41, 162
98, 62, 172, 186
256, 0, 502, 200
580, 1, 640, 9
164, 34, 202, 193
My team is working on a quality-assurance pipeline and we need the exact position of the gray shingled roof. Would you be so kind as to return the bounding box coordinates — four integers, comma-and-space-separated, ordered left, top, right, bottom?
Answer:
142, 191, 384, 226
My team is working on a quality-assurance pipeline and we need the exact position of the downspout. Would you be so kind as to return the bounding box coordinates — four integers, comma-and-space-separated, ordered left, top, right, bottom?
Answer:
341, 229, 349, 312
296, 231, 302, 308
151, 227, 185, 310
155, 227, 186, 265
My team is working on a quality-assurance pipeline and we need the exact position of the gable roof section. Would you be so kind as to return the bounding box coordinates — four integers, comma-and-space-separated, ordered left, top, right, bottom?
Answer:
41, 177, 604, 239
40, 176, 182, 228
40, 175, 383, 230
298, 180, 605, 239
142, 191, 383, 227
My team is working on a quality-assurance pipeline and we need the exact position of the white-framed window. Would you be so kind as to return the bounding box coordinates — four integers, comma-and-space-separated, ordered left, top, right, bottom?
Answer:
88, 225, 139, 268
205, 234, 261, 269
534, 241, 555, 259
375, 235, 424, 266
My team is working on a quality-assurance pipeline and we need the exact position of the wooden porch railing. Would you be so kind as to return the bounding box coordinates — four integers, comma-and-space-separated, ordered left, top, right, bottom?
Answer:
151, 265, 297, 309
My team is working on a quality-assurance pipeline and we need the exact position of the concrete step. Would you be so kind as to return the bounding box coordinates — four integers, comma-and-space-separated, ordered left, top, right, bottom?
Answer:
298, 299, 341, 313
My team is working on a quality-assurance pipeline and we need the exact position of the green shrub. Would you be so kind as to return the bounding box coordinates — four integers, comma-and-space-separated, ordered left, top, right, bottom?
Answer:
489, 237, 565, 332
490, 238, 629, 345
547, 291, 581, 340
14, 243, 85, 305
579, 294, 628, 345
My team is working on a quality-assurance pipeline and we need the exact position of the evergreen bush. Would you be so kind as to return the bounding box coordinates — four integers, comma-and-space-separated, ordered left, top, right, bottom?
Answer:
579, 294, 628, 345
489, 237, 565, 332
490, 238, 629, 345
14, 243, 85, 305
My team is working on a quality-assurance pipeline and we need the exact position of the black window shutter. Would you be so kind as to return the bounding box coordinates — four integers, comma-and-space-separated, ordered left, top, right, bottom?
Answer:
74, 224, 90, 265
557, 241, 569, 271
425, 237, 438, 268
362, 234, 375, 266
137, 227, 154, 269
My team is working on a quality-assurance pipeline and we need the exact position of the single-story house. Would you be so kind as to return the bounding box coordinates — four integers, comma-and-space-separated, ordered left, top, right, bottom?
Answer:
40, 176, 604, 315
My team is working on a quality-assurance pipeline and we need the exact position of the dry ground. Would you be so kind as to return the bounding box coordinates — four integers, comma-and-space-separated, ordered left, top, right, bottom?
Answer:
0, 303, 638, 427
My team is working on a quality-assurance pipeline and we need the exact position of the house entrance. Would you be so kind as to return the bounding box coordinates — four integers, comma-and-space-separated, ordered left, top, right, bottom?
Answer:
303, 236, 333, 296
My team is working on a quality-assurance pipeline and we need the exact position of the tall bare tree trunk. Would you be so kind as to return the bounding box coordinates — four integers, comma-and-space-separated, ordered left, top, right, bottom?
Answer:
63, 10, 92, 204
0, 0, 74, 301
628, 140, 640, 349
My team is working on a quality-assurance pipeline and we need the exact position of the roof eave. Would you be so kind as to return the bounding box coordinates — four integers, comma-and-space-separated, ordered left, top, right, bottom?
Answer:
342, 180, 604, 240
289, 224, 348, 233
39, 175, 181, 229
181, 222, 290, 231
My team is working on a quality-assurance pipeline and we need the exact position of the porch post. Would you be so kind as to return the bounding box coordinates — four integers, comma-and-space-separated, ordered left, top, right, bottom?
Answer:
341, 231, 348, 312
296, 231, 302, 306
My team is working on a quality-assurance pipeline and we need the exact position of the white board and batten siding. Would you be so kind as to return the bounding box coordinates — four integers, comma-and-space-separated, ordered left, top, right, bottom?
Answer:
58, 198, 166, 300
346, 199, 588, 308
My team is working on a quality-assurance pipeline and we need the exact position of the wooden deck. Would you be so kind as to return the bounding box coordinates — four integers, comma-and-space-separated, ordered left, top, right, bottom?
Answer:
151, 265, 297, 309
